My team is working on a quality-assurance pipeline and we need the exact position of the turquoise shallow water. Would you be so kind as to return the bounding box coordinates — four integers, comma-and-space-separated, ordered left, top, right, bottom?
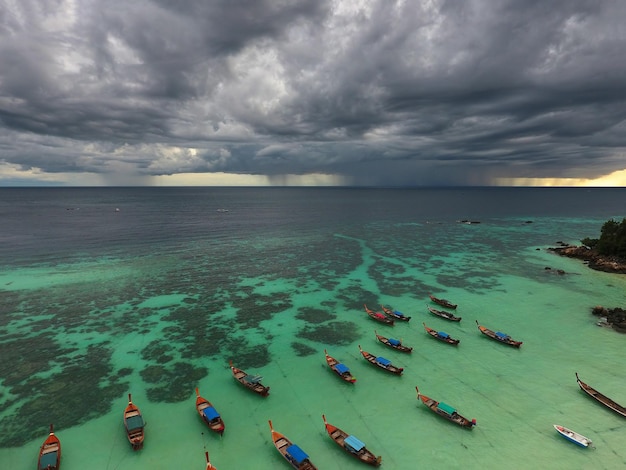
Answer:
1, 187, 625, 469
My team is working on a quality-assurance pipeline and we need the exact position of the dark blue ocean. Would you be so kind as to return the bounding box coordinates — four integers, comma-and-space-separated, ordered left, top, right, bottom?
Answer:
1, 187, 625, 469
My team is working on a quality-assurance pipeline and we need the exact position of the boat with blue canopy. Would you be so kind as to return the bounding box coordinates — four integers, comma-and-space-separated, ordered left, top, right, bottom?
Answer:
37, 424, 61, 470
195, 387, 225, 435
375, 330, 413, 352
324, 349, 356, 383
381, 305, 411, 321
475, 320, 522, 347
358, 345, 403, 375
423, 323, 460, 345
268, 420, 318, 469
322, 414, 382, 466
416, 386, 476, 429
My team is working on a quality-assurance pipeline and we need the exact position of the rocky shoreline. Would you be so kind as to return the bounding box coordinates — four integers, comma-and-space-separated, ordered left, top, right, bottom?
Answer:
548, 243, 626, 274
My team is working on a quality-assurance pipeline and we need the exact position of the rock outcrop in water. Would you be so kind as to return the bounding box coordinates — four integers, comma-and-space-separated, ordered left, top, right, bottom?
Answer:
592, 306, 626, 333
548, 244, 626, 274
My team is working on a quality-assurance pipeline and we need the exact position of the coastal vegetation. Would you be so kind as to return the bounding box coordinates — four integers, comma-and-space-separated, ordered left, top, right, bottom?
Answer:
581, 218, 626, 258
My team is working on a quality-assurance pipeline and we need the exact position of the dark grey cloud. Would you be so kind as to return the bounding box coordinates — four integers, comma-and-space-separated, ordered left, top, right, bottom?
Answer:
1, 0, 626, 185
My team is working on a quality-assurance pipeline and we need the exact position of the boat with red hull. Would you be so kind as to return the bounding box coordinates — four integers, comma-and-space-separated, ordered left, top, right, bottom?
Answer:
364, 304, 394, 325
38, 424, 61, 470
195, 388, 225, 435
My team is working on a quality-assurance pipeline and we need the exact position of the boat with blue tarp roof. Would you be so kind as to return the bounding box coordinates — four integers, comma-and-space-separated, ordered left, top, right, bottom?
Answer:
475, 320, 522, 347
358, 345, 403, 375
268, 420, 318, 469
322, 414, 382, 466
423, 323, 460, 345
324, 349, 356, 383
381, 305, 411, 321
195, 387, 225, 435
416, 386, 476, 429
375, 330, 413, 352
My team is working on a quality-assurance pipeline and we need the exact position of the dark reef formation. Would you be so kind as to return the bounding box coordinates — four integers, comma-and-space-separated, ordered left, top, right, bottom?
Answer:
592, 306, 626, 333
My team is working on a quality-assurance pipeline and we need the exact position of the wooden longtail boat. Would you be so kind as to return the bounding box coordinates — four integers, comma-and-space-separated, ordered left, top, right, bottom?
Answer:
429, 294, 457, 310
553, 425, 594, 448
415, 386, 476, 429
205, 450, 218, 470
268, 420, 318, 469
575, 372, 626, 418
427, 306, 462, 322
229, 361, 270, 397
374, 330, 413, 353
363, 304, 394, 325
322, 414, 382, 466
324, 349, 356, 383
475, 320, 522, 348
123, 393, 145, 450
423, 323, 460, 345
195, 388, 225, 435
358, 345, 403, 375
381, 305, 411, 322
38, 424, 61, 470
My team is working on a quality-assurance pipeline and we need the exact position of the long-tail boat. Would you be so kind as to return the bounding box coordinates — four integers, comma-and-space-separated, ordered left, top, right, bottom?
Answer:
423, 323, 460, 345
322, 414, 382, 466
268, 420, 318, 469
38, 424, 61, 470
475, 320, 522, 348
415, 386, 476, 429
429, 294, 457, 309
324, 349, 356, 383
374, 330, 413, 353
358, 345, 403, 375
575, 372, 626, 417
195, 388, 225, 435
381, 305, 411, 322
363, 304, 394, 325
553, 425, 594, 448
229, 361, 270, 397
205, 450, 218, 470
123, 393, 145, 450
427, 306, 462, 322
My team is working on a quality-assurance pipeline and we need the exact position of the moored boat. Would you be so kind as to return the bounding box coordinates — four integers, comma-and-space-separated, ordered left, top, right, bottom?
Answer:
358, 345, 403, 375
423, 323, 460, 345
575, 372, 626, 417
229, 361, 270, 397
38, 424, 61, 470
324, 349, 356, 383
381, 305, 411, 322
427, 306, 462, 322
415, 386, 476, 429
364, 304, 394, 325
322, 414, 382, 466
123, 393, 145, 450
475, 320, 522, 348
374, 330, 413, 353
205, 450, 218, 470
553, 424, 594, 448
268, 420, 318, 469
429, 294, 457, 310
195, 388, 225, 434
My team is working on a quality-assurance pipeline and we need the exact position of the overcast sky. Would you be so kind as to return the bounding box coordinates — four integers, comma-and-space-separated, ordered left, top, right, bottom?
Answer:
1, 0, 626, 186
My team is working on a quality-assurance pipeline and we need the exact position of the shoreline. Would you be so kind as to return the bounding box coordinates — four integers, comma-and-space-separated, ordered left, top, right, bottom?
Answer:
548, 244, 626, 274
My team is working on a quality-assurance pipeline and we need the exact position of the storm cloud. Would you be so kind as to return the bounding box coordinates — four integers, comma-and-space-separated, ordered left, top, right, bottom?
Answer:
1, 0, 626, 185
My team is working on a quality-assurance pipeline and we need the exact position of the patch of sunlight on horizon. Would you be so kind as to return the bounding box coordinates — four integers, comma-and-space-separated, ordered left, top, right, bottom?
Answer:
495, 168, 626, 187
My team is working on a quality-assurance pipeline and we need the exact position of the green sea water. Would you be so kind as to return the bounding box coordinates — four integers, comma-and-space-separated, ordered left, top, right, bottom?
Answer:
1, 187, 625, 469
